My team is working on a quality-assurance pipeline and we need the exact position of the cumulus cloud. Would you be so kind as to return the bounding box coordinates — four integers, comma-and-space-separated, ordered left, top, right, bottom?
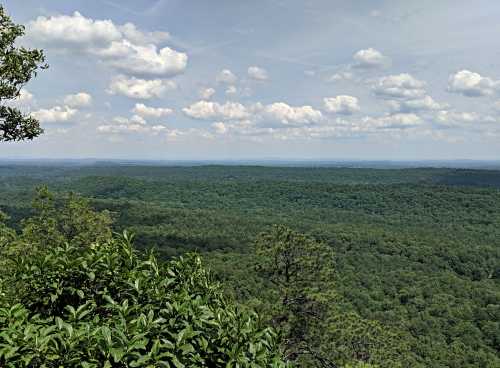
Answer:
210, 122, 333, 140
28, 12, 187, 77
216, 69, 237, 84
261, 103, 323, 126
97, 115, 165, 134
207, 108, 429, 140
353, 48, 389, 69
373, 73, 426, 100
323, 95, 360, 115
388, 96, 445, 113
209, 120, 273, 139
132, 103, 173, 118
32, 106, 77, 123
199, 87, 216, 100
247, 66, 269, 81
120, 115, 147, 126
447, 70, 499, 97
97, 41, 187, 77
210, 113, 422, 141
360, 113, 422, 129
435, 110, 496, 126
225, 86, 238, 95
97, 118, 212, 142
327, 72, 353, 82
165, 128, 214, 141
98, 123, 152, 134
183, 100, 322, 127
7, 89, 35, 108
182, 101, 250, 120
212, 122, 228, 134
63, 92, 92, 108
107, 75, 176, 99
28, 12, 121, 47
119, 23, 170, 45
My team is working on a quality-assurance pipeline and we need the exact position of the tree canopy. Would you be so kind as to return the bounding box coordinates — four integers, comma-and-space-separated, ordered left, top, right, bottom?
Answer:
0, 6, 47, 142
0, 191, 287, 367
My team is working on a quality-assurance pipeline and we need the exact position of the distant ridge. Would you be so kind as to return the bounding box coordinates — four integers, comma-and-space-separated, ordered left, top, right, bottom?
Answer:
0, 158, 499, 170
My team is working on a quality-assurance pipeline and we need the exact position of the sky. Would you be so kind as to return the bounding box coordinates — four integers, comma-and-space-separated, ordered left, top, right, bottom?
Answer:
1, 0, 500, 160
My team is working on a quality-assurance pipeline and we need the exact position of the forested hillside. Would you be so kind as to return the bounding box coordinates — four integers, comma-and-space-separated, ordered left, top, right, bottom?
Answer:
0, 164, 499, 367
2, 0, 500, 366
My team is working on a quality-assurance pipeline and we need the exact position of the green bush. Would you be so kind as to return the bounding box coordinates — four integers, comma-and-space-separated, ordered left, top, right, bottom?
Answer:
0, 231, 286, 367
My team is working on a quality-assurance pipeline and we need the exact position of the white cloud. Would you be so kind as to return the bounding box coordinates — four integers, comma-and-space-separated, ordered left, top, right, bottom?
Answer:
132, 103, 173, 118
373, 73, 426, 100
28, 12, 121, 47
118, 23, 170, 45
19, 90, 34, 103
8, 89, 35, 108
208, 110, 427, 140
225, 85, 238, 95
212, 122, 228, 134
164, 128, 214, 141
388, 96, 445, 113
107, 75, 176, 99
216, 69, 237, 84
360, 113, 422, 129
248, 66, 269, 81
447, 70, 498, 97
98, 119, 213, 141
28, 12, 187, 77
327, 72, 353, 82
210, 113, 423, 141
182, 101, 250, 120
435, 110, 496, 126
97, 121, 213, 141
97, 41, 187, 77
151, 125, 169, 132
97, 115, 164, 134
277, 124, 358, 140
199, 87, 216, 100
210, 120, 273, 138
115, 115, 147, 125
184, 100, 322, 127
63, 92, 92, 108
353, 48, 389, 69
262, 102, 323, 126
97, 123, 148, 134
32, 106, 77, 123
323, 95, 360, 115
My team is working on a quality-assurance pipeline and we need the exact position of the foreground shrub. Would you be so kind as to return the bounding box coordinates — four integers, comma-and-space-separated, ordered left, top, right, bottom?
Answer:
0, 232, 286, 367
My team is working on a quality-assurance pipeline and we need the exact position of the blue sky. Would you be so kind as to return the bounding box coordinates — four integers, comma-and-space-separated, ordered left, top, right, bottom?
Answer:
1, 0, 500, 160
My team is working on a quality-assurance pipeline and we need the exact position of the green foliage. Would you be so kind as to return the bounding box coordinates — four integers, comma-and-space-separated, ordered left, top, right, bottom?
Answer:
0, 210, 15, 247
0, 6, 47, 141
253, 226, 416, 368
21, 186, 113, 249
317, 309, 414, 367
0, 165, 499, 366
0, 226, 286, 367
255, 225, 336, 365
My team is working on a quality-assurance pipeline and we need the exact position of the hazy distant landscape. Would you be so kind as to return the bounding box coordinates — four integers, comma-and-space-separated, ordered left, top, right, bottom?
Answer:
1, 158, 500, 169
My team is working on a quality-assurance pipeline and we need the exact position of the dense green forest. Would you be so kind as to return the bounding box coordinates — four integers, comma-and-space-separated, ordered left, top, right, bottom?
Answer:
0, 163, 499, 367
